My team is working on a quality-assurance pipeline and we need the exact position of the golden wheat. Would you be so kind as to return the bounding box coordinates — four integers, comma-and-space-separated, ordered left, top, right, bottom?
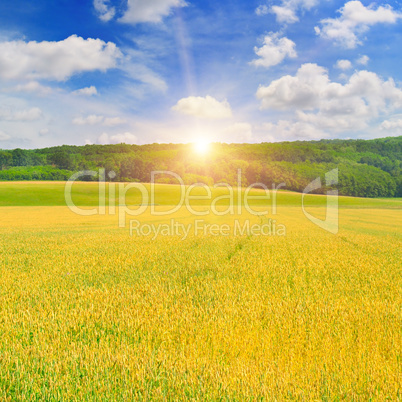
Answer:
0, 205, 400, 400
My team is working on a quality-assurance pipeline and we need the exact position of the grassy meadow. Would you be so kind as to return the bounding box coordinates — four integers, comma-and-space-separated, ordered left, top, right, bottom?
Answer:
0, 181, 401, 400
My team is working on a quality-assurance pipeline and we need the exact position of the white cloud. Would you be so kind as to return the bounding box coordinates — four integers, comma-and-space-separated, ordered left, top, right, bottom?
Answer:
14, 81, 53, 96
113, 118, 258, 144
251, 33, 297, 68
380, 119, 402, 130
269, 0, 319, 24
72, 86, 98, 96
110, 132, 138, 144
119, 0, 187, 24
0, 130, 11, 140
335, 59, 352, 70
257, 63, 329, 110
98, 133, 109, 144
93, 0, 116, 22
271, 5, 298, 24
103, 117, 127, 126
257, 63, 402, 132
73, 115, 104, 125
357, 55, 369, 65
0, 106, 43, 121
73, 115, 126, 126
172, 95, 233, 119
98, 132, 138, 144
261, 121, 328, 140
315, 1, 402, 48
255, 5, 269, 16
0, 35, 122, 81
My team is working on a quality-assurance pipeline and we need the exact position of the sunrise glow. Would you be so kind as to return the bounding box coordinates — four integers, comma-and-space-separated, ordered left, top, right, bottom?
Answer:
193, 139, 210, 155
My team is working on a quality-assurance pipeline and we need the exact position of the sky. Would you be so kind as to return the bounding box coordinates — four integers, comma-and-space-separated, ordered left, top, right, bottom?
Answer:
0, 0, 402, 149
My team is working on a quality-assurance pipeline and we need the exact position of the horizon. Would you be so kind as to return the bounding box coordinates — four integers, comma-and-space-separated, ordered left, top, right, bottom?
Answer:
1, 1, 402, 149
1, 134, 401, 152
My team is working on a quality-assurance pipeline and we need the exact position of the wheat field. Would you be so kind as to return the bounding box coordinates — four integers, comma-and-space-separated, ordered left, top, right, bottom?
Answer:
0, 183, 401, 400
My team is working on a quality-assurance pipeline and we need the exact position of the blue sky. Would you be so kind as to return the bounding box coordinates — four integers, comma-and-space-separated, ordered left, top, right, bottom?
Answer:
0, 0, 402, 148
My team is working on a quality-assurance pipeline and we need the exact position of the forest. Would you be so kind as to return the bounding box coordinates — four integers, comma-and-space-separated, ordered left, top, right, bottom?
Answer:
0, 136, 401, 198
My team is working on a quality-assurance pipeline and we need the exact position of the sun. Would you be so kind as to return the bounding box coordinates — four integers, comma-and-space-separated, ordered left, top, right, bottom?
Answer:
193, 139, 210, 155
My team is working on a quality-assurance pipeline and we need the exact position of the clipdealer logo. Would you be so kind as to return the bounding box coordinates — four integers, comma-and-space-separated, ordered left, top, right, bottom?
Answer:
65, 169, 285, 223
64, 168, 339, 237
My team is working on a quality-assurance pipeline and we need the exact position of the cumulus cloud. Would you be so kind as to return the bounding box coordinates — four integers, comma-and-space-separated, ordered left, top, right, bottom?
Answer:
172, 95, 232, 119
0, 106, 43, 121
119, 0, 187, 24
13, 81, 53, 96
261, 121, 328, 140
357, 55, 369, 65
271, 5, 298, 24
72, 86, 98, 96
98, 132, 138, 144
93, 0, 116, 22
335, 59, 352, 70
380, 119, 402, 130
0, 130, 11, 140
257, 63, 329, 110
251, 33, 297, 68
315, 1, 402, 48
268, 0, 319, 24
73, 115, 126, 126
0, 35, 122, 81
257, 63, 402, 132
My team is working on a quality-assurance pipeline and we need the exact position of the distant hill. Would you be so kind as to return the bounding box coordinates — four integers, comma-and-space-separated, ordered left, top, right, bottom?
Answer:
1, 136, 401, 198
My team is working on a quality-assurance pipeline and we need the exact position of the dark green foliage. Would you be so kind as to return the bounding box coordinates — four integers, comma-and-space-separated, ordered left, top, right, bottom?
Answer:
48, 151, 76, 170
0, 150, 12, 169
0, 136, 401, 198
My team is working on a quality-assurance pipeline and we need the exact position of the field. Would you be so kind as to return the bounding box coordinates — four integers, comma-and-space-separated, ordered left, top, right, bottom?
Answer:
0, 182, 401, 400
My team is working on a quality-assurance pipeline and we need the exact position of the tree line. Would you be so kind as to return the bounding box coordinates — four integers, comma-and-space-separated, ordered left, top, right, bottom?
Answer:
0, 136, 401, 197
